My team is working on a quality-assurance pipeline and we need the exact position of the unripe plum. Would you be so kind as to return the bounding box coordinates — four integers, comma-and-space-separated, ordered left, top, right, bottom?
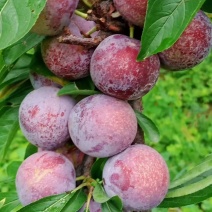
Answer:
16, 151, 76, 206
41, 37, 94, 80
19, 86, 76, 150
103, 144, 169, 211
159, 11, 212, 70
29, 72, 61, 89
31, 0, 79, 36
113, 0, 147, 27
90, 34, 160, 100
68, 94, 137, 158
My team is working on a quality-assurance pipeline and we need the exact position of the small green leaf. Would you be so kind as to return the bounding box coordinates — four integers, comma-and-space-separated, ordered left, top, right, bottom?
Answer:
91, 158, 108, 180
7, 161, 22, 178
3, 33, 45, 65
58, 83, 100, 96
75, 76, 96, 91
18, 190, 86, 212
93, 183, 110, 203
0, 192, 20, 212
62, 189, 87, 212
135, 110, 160, 142
138, 0, 206, 60
24, 143, 38, 159
0, 107, 19, 160
101, 196, 123, 212
0, 0, 47, 50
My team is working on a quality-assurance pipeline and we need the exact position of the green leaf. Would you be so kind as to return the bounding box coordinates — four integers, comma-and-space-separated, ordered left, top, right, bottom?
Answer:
75, 76, 96, 91
0, 107, 19, 160
24, 143, 37, 159
159, 155, 212, 207
58, 83, 100, 96
0, 0, 47, 50
92, 183, 123, 212
18, 190, 86, 212
169, 154, 212, 189
201, 0, 212, 13
7, 161, 22, 178
138, 0, 206, 60
0, 192, 20, 212
61, 189, 87, 212
135, 110, 160, 142
101, 196, 123, 212
91, 158, 108, 180
2, 33, 45, 65
93, 182, 110, 203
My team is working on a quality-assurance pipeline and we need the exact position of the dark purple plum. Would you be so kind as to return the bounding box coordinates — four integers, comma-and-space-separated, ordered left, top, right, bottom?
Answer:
113, 0, 147, 27
68, 94, 137, 158
159, 11, 212, 70
103, 144, 169, 211
16, 151, 76, 206
19, 86, 76, 150
41, 37, 94, 80
90, 34, 160, 100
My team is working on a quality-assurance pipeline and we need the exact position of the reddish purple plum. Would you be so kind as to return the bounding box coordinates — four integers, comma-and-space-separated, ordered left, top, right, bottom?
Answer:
31, 0, 79, 35
16, 151, 76, 206
159, 11, 212, 70
68, 94, 137, 158
41, 37, 94, 80
19, 86, 76, 150
90, 34, 160, 100
29, 72, 61, 89
113, 0, 147, 27
103, 144, 169, 211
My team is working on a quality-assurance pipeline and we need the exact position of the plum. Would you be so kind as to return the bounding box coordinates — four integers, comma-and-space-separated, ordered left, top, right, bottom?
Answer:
19, 86, 76, 150
103, 144, 169, 211
41, 37, 94, 80
31, 0, 79, 35
68, 94, 137, 158
113, 0, 147, 27
16, 151, 76, 206
29, 72, 61, 89
90, 34, 160, 100
159, 11, 212, 70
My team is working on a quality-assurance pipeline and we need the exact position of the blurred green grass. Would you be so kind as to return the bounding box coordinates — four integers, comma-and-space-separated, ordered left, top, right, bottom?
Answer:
0, 51, 212, 211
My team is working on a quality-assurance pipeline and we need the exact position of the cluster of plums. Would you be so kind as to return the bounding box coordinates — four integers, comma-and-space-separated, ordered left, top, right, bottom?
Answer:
16, 0, 212, 211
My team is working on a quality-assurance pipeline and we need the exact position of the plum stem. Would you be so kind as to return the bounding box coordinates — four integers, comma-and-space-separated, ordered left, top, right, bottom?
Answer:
75, 10, 88, 19
76, 175, 86, 181
71, 182, 90, 193
85, 186, 94, 212
48, 76, 69, 86
129, 25, 135, 38
85, 26, 97, 37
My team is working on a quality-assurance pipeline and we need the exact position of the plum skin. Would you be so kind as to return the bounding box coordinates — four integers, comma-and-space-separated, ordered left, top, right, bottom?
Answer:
113, 0, 147, 27
41, 37, 94, 80
68, 94, 137, 158
90, 34, 160, 100
19, 86, 76, 150
159, 11, 212, 70
103, 144, 170, 211
31, 0, 79, 36
29, 72, 61, 89
16, 151, 76, 206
